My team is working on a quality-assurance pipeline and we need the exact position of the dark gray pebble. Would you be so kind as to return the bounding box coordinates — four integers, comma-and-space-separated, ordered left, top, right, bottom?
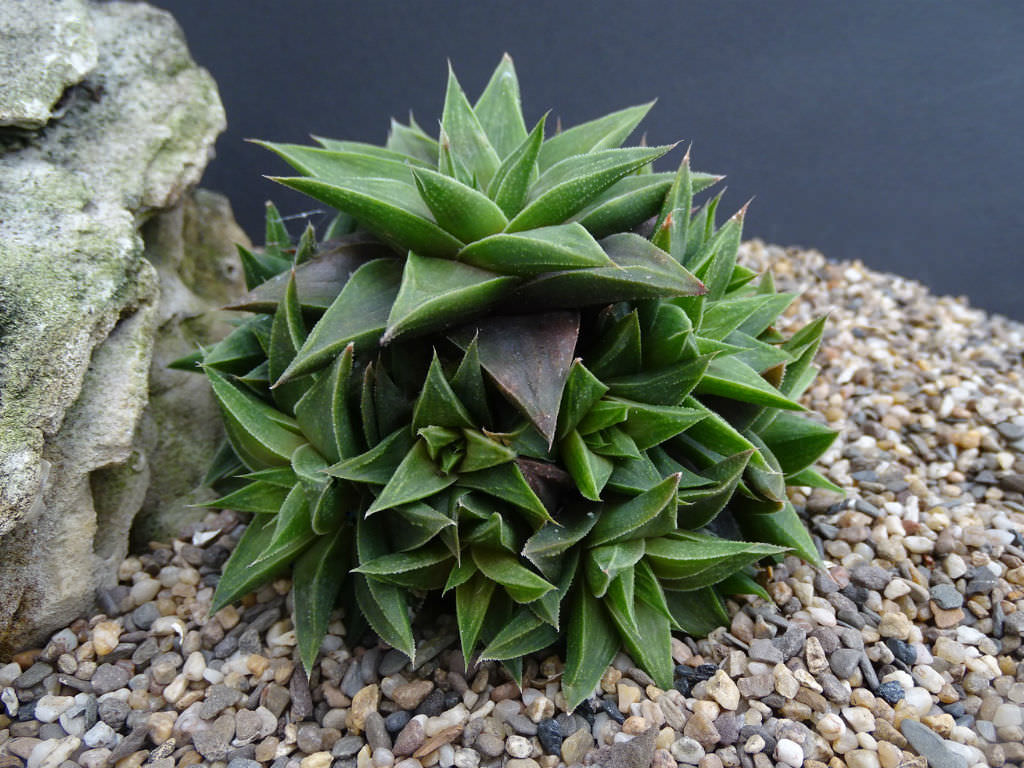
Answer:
14, 663, 52, 689
131, 602, 160, 630
365, 711, 391, 750
885, 637, 917, 665
600, 697, 625, 724
332, 735, 364, 758
714, 711, 740, 745
90, 664, 130, 695
537, 718, 562, 754
900, 719, 967, 768
414, 689, 445, 717
849, 564, 890, 590
876, 681, 905, 704
98, 698, 129, 728
829, 649, 862, 679
929, 584, 963, 610
385, 710, 411, 734
289, 667, 313, 722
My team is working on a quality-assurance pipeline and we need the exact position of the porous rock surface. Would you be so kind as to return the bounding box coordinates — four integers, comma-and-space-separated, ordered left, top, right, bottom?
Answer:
0, 0, 98, 128
0, 1, 232, 654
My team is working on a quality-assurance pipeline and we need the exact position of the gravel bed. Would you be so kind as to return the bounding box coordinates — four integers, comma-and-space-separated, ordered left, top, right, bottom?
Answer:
1, 240, 1022, 768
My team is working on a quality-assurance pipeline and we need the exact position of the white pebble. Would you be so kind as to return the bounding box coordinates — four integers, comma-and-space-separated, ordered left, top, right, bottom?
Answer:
774, 738, 803, 768
183, 651, 206, 682
904, 686, 933, 715
33, 694, 75, 723
842, 706, 875, 733
956, 626, 986, 646
992, 703, 1024, 727
506, 735, 532, 758
83, 721, 117, 749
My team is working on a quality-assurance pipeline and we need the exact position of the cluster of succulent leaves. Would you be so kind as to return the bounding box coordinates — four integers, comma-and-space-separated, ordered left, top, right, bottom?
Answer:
182, 56, 839, 709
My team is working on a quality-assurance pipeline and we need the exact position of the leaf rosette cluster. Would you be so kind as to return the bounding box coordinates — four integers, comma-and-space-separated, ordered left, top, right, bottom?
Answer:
183, 55, 838, 708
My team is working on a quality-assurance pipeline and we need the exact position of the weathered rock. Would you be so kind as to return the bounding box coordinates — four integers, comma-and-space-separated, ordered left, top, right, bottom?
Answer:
0, 0, 226, 654
131, 189, 247, 547
0, 0, 98, 128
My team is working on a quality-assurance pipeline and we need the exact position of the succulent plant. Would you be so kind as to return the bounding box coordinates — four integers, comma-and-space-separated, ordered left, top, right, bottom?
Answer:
183, 55, 838, 708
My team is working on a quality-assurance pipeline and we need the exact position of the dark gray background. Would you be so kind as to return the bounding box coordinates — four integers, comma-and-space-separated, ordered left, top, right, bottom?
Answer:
155, 1, 1023, 320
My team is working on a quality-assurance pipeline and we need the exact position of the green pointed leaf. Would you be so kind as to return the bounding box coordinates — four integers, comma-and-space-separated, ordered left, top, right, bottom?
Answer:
612, 595, 673, 688
294, 527, 347, 673
529, 547, 578, 629
237, 243, 291, 291
326, 428, 416, 485
574, 173, 674, 239
169, 348, 205, 372
620, 400, 706, 450
204, 316, 271, 375
513, 232, 705, 309
522, 512, 598, 579
444, 558, 476, 592
562, 587, 619, 710
576, 399, 630, 435
264, 201, 291, 257
366, 441, 458, 515
278, 258, 403, 383
449, 338, 491, 425
386, 114, 439, 165
723, 331, 794, 374
451, 312, 579, 446
207, 369, 305, 470
355, 516, 416, 658
356, 544, 452, 577
211, 515, 308, 613
268, 271, 308, 413
652, 152, 694, 262
311, 481, 348, 535
695, 209, 744, 301
441, 65, 502, 188
717, 571, 772, 602
384, 253, 518, 343
606, 569, 639, 637
487, 114, 546, 217
663, 587, 729, 637
699, 294, 796, 341
238, 466, 296, 487
474, 54, 529, 158
271, 176, 464, 258
313, 136, 434, 167
459, 222, 613, 276
464, 511, 517, 552
295, 344, 357, 464
646, 531, 786, 589
557, 361, 609, 439
202, 481, 288, 515
633, 559, 676, 626
786, 466, 844, 493
354, 575, 416, 661
588, 474, 680, 546
696, 356, 805, 411
538, 102, 653, 170
508, 145, 674, 232
472, 548, 554, 603
606, 353, 714, 406
258, 141, 416, 183
460, 430, 517, 473
677, 451, 752, 529
456, 572, 496, 661
291, 442, 329, 498
561, 429, 613, 501
256, 483, 316, 564
412, 353, 475, 431
586, 538, 644, 597
736, 501, 822, 566
588, 310, 642, 379
225, 234, 395, 314
391, 501, 456, 551
643, 301, 695, 369
480, 607, 559, 661
412, 167, 508, 242
758, 412, 838, 475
